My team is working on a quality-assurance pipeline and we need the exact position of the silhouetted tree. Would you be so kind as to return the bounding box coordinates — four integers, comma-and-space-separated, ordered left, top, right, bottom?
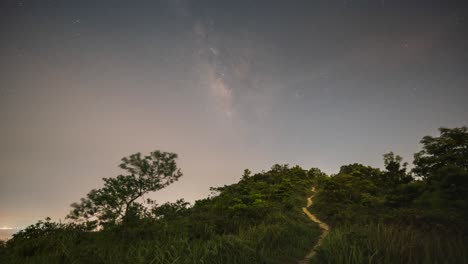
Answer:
67, 151, 182, 227
382, 152, 412, 186
412, 127, 468, 210
241, 169, 251, 180
413, 127, 468, 179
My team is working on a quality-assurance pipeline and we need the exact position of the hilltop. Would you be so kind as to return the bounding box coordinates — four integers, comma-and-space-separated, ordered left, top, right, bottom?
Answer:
1, 127, 467, 263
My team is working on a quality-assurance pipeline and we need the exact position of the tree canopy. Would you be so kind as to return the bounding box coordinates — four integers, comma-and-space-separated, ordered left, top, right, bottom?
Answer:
66, 151, 182, 227
413, 127, 468, 179
3, 128, 468, 263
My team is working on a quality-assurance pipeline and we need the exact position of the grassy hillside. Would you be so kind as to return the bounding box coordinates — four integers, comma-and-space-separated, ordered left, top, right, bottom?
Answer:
1, 127, 467, 264
309, 128, 468, 263
0, 166, 322, 264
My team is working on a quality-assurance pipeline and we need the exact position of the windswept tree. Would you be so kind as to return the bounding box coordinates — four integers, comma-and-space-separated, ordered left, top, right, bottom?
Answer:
67, 151, 182, 227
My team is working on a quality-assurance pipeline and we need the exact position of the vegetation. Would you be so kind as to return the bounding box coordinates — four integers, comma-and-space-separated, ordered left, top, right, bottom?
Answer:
0, 156, 321, 263
67, 151, 183, 228
311, 127, 468, 263
311, 223, 467, 264
1, 127, 467, 263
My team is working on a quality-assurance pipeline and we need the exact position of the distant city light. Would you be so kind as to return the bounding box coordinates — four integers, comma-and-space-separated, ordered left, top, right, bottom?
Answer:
0, 226, 21, 230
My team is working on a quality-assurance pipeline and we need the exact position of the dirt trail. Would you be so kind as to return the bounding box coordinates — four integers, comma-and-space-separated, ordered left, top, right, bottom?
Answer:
298, 187, 329, 264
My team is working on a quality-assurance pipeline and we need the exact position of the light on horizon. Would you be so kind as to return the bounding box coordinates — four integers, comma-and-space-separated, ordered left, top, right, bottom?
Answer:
0, 226, 21, 230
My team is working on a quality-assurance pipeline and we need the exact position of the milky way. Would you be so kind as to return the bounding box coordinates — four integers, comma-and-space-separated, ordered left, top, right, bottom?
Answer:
0, 0, 467, 228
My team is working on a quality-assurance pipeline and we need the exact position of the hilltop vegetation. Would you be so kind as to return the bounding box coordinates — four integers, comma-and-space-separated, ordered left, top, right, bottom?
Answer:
0, 161, 322, 263
311, 127, 468, 263
1, 127, 467, 264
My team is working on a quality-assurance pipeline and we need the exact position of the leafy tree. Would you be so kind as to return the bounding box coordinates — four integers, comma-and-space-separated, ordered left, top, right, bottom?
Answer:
413, 127, 468, 179
270, 164, 289, 173
382, 152, 412, 187
151, 199, 190, 220
308, 167, 328, 188
241, 169, 251, 180
339, 163, 382, 181
410, 127, 468, 224
380, 152, 415, 206
67, 151, 182, 227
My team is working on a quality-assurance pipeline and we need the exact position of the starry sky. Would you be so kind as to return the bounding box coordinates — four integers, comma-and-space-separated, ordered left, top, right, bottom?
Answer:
1, 0, 467, 228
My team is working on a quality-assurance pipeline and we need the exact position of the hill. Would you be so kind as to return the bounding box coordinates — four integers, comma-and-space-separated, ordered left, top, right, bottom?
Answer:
0, 165, 323, 263
1, 127, 467, 263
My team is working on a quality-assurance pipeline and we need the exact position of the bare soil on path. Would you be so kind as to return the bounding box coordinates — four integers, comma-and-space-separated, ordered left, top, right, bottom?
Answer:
298, 187, 330, 264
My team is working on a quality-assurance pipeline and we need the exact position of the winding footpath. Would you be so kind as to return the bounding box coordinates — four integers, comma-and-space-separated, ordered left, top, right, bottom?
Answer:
298, 187, 330, 264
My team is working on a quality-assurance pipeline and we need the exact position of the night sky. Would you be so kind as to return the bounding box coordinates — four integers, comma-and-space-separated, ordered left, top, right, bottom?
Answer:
1, 0, 467, 228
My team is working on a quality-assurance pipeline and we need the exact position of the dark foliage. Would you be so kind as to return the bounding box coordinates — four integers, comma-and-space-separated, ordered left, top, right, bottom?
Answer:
0, 163, 321, 263
311, 127, 468, 263
2, 127, 467, 263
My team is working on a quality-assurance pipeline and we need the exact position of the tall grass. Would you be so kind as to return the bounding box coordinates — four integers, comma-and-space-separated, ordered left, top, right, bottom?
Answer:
0, 169, 322, 264
311, 223, 468, 264
0, 217, 320, 264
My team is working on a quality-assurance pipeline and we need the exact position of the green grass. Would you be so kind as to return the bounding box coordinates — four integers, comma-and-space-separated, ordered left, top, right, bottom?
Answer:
0, 210, 320, 264
311, 223, 468, 264
0, 166, 322, 264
